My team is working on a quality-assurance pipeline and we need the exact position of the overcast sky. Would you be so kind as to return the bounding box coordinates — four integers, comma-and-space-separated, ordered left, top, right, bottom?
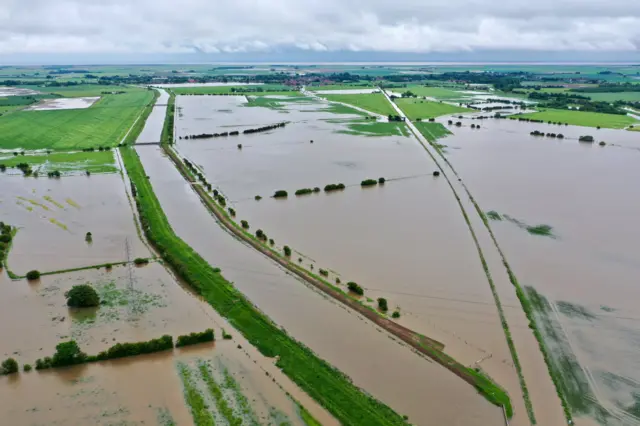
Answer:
1, 0, 639, 59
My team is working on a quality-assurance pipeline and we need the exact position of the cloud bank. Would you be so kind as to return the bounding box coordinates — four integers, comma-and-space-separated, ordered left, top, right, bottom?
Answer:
1, 0, 639, 54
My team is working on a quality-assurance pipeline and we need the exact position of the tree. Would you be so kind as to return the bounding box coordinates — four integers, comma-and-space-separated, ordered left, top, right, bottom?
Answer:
347, 282, 364, 296
52, 340, 87, 367
26, 270, 40, 280
66, 284, 100, 308
1, 358, 18, 375
283, 246, 292, 256
377, 298, 388, 312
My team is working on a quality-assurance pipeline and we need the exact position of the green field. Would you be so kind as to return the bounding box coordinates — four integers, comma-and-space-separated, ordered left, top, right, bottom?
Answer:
321, 93, 397, 116
581, 92, 640, 103
309, 83, 375, 91
120, 146, 408, 426
18, 84, 141, 98
519, 108, 639, 129
0, 89, 155, 150
171, 84, 295, 95
395, 98, 470, 120
413, 122, 452, 142
404, 85, 470, 99
338, 120, 410, 137
0, 150, 116, 174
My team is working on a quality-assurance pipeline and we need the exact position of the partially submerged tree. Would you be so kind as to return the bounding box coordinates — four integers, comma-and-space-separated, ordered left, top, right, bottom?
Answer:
66, 284, 100, 308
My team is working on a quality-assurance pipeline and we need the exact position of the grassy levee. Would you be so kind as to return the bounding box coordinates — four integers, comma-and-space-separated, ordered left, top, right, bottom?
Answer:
161, 92, 175, 144
8, 259, 154, 280
119, 146, 408, 426
321, 93, 397, 116
163, 145, 514, 417
122, 89, 160, 145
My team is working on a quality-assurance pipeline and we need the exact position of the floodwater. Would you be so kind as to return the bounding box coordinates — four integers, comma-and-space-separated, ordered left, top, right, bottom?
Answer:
312, 88, 379, 94
174, 95, 527, 421
26, 97, 100, 111
152, 82, 264, 88
0, 254, 335, 426
138, 95, 509, 424
136, 88, 169, 143
439, 115, 640, 425
0, 86, 40, 96
1, 172, 150, 275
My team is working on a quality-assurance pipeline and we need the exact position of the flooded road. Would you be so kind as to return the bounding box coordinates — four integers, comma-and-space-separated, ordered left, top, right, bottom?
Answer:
1, 173, 149, 275
439, 116, 640, 425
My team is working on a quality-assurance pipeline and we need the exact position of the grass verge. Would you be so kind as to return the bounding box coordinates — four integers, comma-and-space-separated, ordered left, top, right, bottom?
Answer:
161, 92, 175, 144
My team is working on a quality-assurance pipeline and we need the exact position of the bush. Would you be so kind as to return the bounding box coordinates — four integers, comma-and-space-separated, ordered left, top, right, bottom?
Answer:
335, 278, 341, 284
269, 238, 274, 245
99, 335, 173, 359
241, 220, 249, 229
319, 268, 329, 277
273, 190, 288, 198
23, 364, 32, 372
599, 141, 606, 146
85, 232, 92, 242
377, 298, 389, 312
133, 258, 149, 265
0, 234, 11, 243
361, 179, 378, 187
51, 341, 87, 367
1, 358, 18, 375
295, 188, 313, 196
105, 264, 112, 270
222, 329, 233, 340
324, 183, 345, 192
313, 187, 321, 193
26, 270, 41, 280
176, 329, 214, 347
392, 311, 401, 319
255, 195, 262, 201
283, 246, 292, 256
256, 229, 266, 240
228, 207, 236, 217
347, 282, 364, 296
66, 284, 100, 308
378, 177, 386, 184
432, 171, 440, 177
217, 196, 226, 207
578, 135, 594, 142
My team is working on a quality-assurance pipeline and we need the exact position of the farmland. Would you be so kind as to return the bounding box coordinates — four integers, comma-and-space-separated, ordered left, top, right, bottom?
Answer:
320, 92, 397, 116
170, 84, 294, 95
0, 89, 155, 150
518, 108, 639, 129
395, 98, 471, 120
0, 150, 117, 175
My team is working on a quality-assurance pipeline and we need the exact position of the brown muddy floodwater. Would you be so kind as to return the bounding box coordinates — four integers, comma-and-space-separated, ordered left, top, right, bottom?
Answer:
437, 115, 640, 425
136, 89, 169, 144
136, 99, 507, 424
0, 261, 335, 426
0, 173, 149, 275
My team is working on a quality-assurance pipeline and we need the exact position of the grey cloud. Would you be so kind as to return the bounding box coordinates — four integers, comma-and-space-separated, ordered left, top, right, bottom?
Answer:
0, 0, 638, 54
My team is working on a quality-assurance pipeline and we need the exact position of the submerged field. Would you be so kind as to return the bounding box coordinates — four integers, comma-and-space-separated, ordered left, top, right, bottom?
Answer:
0, 150, 117, 175
319, 92, 397, 116
0, 89, 155, 150
395, 98, 471, 120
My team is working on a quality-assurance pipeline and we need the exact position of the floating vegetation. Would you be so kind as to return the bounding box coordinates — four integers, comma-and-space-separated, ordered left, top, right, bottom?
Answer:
501, 214, 556, 238
156, 408, 177, 426
17, 196, 50, 211
177, 362, 216, 426
600, 305, 616, 313
49, 218, 68, 231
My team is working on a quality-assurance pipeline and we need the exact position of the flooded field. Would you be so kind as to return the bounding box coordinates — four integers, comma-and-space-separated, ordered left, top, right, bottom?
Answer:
136, 89, 169, 143
0, 264, 332, 426
439, 115, 640, 425
1, 172, 149, 275
149, 93, 520, 424
26, 97, 100, 111
0, 86, 40, 97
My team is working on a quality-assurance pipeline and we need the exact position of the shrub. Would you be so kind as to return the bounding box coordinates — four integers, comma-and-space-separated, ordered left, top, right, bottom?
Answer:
273, 190, 288, 198
361, 179, 378, 187
241, 220, 249, 229
176, 329, 214, 347
377, 298, 389, 312
256, 229, 266, 240
255, 195, 262, 201
0, 164, 6, 172
217, 196, 226, 207
26, 270, 41, 280
0, 234, 11, 244
283, 246, 292, 257
392, 311, 401, 319
133, 258, 149, 265
432, 171, 440, 177
51, 341, 87, 367
319, 268, 329, 277
347, 282, 364, 296
237, 144, 242, 149
85, 232, 92, 242
213, 189, 219, 197
578, 135, 594, 142
228, 207, 236, 217
378, 177, 386, 184
105, 264, 112, 270
66, 284, 100, 308
335, 278, 341, 284
295, 188, 313, 196
324, 183, 345, 192
222, 329, 233, 340
269, 238, 274, 245
599, 141, 606, 146
1, 358, 18, 375
23, 364, 32, 372
100, 335, 173, 359
313, 187, 321, 193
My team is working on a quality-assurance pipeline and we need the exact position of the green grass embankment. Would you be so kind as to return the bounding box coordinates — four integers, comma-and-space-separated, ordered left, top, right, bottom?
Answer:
161, 92, 175, 144
119, 145, 408, 426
